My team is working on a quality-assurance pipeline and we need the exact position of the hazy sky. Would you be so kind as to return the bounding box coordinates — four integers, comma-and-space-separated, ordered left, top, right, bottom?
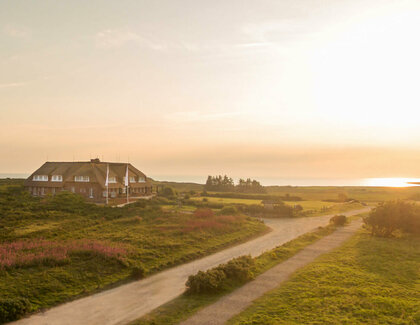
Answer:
1, 0, 420, 183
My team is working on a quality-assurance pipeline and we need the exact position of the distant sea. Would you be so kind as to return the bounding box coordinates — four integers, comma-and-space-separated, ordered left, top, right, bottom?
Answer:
151, 175, 420, 187
2, 173, 420, 187
0, 173, 29, 179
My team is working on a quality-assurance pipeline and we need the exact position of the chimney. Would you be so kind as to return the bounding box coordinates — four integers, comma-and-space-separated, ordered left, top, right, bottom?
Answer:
91, 158, 101, 163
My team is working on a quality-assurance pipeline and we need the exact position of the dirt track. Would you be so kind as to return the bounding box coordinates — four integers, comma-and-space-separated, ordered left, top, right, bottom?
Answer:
11, 208, 370, 325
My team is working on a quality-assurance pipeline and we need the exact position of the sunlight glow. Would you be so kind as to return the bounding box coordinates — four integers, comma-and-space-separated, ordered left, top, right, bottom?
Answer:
363, 178, 420, 187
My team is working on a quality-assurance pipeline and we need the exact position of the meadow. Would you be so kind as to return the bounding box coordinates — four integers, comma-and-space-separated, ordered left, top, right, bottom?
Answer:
229, 230, 420, 324
0, 182, 267, 318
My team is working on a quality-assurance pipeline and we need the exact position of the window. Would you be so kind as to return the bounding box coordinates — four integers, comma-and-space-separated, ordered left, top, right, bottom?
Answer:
74, 176, 89, 182
52, 175, 62, 182
40, 187, 45, 196
52, 188, 56, 194
71, 187, 75, 193
33, 175, 48, 181
89, 188, 94, 198
138, 177, 146, 183
108, 176, 116, 183
130, 176, 136, 183
80, 188, 86, 193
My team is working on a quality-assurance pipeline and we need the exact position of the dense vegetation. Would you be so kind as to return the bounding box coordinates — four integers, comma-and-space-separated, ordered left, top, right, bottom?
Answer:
229, 230, 420, 324
186, 255, 255, 294
364, 201, 420, 237
204, 175, 266, 193
0, 182, 267, 321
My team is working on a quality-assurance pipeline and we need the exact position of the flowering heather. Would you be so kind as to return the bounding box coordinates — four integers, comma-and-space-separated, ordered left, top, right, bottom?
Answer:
0, 239, 129, 269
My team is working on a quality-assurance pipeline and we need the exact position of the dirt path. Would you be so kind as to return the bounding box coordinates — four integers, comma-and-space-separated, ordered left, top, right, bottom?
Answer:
11, 208, 369, 325
180, 218, 364, 325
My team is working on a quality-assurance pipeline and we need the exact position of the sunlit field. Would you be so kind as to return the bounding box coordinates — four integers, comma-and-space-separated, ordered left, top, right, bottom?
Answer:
229, 230, 420, 324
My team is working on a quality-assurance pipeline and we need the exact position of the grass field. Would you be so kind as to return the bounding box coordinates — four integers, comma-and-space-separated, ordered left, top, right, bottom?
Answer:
0, 185, 267, 317
132, 222, 343, 325
229, 231, 420, 324
266, 185, 420, 203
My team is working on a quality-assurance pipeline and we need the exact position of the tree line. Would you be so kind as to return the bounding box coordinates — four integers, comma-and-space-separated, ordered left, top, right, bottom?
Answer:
204, 175, 266, 193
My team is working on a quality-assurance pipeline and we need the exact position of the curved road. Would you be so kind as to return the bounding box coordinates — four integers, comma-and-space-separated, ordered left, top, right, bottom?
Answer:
12, 208, 370, 325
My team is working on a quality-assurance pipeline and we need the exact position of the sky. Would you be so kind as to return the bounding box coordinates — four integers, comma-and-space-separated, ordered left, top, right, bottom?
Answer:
1, 0, 420, 184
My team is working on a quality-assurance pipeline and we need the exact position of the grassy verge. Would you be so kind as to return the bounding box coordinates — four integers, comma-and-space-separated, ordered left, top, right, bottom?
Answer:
131, 219, 347, 325
229, 230, 420, 324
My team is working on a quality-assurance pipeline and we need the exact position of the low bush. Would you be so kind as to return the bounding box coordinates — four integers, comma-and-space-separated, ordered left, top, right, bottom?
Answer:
131, 265, 146, 279
185, 255, 254, 294
364, 201, 420, 237
159, 187, 176, 198
185, 269, 227, 294
330, 214, 347, 226
0, 298, 31, 323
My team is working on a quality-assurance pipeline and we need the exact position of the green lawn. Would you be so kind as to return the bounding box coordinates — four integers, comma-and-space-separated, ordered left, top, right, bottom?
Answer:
131, 222, 342, 325
0, 186, 267, 317
229, 231, 420, 325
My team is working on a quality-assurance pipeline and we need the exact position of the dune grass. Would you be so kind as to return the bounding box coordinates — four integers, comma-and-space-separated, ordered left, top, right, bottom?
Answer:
229, 231, 420, 325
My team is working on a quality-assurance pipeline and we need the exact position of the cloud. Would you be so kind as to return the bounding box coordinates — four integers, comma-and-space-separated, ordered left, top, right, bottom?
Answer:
3, 25, 30, 38
95, 28, 167, 50
0, 82, 26, 89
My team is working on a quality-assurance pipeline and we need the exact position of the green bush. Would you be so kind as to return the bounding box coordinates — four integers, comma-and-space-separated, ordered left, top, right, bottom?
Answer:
0, 298, 31, 323
131, 265, 147, 279
330, 214, 347, 226
186, 269, 227, 294
185, 255, 254, 294
364, 201, 420, 237
159, 187, 176, 198
220, 255, 254, 282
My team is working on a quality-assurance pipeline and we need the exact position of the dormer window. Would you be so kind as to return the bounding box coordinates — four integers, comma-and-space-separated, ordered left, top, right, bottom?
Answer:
74, 176, 89, 182
138, 177, 145, 183
130, 176, 136, 183
52, 175, 62, 182
33, 175, 48, 181
108, 176, 117, 183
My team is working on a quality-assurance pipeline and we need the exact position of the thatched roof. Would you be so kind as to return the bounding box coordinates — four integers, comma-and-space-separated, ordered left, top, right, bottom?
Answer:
24, 159, 150, 189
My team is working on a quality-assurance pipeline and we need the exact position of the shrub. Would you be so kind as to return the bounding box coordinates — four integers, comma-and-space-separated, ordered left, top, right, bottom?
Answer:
330, 214, 347, 226
186, 269, 227, 294
185, 255, 254, 294
219, 255, 254, 282
0, 298, 31, 323
160, 187, 176, 198
193, 208, 214, 219
219, 206, 237, 215
363, 201, 420, 237
131, 265, 146, 279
